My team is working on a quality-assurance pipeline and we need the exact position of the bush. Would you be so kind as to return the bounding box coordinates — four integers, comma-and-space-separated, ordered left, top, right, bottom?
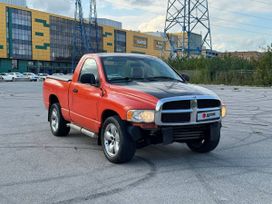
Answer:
165, 45, 272, 86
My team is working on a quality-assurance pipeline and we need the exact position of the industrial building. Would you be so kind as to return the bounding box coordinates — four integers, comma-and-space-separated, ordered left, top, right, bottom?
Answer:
218, 51, 262, 61
0, 2, 203, 74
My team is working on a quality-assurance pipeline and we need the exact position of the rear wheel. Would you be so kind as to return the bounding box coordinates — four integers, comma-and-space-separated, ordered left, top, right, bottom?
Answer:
49, 103, 70, 137
187, 122, 221, 153
101, 116, 136, 163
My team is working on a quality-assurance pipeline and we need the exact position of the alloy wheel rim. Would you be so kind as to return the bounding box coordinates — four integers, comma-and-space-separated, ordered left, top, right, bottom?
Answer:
51, 108, 59, 132
104, 123, 120, 157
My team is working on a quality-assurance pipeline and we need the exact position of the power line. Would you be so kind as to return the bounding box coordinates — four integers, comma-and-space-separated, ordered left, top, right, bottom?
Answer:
212, 23, 272, 37
212, 16, 272, 31
253, 0, 271, 6
209, 5, 272, 22
227, 0, 271, 6
210, 0, 271, 8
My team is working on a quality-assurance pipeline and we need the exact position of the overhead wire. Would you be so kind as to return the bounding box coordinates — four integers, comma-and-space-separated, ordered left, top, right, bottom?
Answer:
211, 16, 272, 31
211, 23, 272, 37
209, 0, 272, 22
207, 1, 272, 38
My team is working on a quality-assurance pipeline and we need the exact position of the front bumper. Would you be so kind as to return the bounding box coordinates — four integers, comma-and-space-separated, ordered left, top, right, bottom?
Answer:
128, 122, 221, 146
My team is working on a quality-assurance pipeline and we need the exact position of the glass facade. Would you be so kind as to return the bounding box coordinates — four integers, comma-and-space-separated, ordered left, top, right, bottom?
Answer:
86, 24, 103, 53
6, 7, 32, 59
50, 16, 103, 62
114, 30, 126, 53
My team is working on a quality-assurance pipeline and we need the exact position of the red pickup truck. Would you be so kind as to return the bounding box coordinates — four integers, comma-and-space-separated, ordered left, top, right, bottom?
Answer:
43, 53, 227, 163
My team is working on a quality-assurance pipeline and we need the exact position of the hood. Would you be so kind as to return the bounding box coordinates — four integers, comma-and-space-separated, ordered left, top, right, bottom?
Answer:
111, 81, 219, 100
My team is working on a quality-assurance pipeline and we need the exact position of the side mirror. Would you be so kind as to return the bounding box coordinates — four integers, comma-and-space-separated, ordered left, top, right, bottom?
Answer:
80, 73, 97, 85
181, 74, 190, 82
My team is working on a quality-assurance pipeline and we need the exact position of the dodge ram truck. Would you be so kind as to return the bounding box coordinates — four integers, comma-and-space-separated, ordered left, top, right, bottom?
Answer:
43, 53, 227, 163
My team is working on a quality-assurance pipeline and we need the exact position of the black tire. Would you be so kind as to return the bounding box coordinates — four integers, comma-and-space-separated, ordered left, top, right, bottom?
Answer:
187, 122, 221, 153
101, 116, 136, 163
49, 103, 70, 137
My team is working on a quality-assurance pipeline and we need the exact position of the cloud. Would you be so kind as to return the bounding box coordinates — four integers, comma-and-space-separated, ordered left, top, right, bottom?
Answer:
138, 15, 165, 32
27, 0, 74, 17
210, 0, 272, 14
101, 0, 166, 14
26, 0, 271, 51
213, 34, 267, 51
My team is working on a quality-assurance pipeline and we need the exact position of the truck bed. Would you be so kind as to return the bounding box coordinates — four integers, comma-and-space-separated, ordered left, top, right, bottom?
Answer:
47, 74, 73, 82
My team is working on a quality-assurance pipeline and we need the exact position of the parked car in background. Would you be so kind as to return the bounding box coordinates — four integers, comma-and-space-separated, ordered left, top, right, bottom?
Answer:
8, 72, 27, 81
0, 73, 13, 82
38, 73, 48, 81
52, 73, 65, 76
23, 72, 39, 81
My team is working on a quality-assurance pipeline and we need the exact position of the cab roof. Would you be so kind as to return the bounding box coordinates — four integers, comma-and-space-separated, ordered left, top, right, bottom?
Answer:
84, 53, 158, 59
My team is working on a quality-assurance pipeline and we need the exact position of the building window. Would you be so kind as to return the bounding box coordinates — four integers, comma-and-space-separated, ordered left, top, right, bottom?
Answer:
35, 32, 44, 36
114, 30, 126, 53
154, 40, 164, 50
6, 7, 32, 60
103, 32, 112, 37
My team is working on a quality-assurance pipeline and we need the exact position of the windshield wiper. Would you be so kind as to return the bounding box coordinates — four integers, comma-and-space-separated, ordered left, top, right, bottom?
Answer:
109, 77, 147, 83
146, 76, 183, 82
109, 77, 133, 83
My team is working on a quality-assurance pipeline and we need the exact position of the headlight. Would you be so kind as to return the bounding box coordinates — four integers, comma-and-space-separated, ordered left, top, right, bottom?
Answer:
127, 110, 155, 123
221, 105, 227, 118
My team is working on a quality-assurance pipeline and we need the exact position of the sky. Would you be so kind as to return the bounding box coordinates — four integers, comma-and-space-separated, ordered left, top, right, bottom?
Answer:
27, 0, 272, 52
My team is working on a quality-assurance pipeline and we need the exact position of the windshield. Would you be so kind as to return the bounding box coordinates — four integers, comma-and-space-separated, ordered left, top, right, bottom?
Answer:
101, 56, 183, 83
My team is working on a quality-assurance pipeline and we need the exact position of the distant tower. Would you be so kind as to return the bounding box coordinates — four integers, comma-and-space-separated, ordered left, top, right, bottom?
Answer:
72, 0, 90, 70
164, 0, 212, 58
89, 0, 99, 52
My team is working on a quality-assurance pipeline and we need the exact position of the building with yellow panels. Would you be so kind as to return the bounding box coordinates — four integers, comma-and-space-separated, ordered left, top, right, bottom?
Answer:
0, 2, 201, 73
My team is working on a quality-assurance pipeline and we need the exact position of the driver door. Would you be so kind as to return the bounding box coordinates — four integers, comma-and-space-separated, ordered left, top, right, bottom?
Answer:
69, 58, 102, 132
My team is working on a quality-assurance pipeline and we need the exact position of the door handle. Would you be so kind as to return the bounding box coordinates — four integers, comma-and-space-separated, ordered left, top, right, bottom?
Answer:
73, 88, 78, 93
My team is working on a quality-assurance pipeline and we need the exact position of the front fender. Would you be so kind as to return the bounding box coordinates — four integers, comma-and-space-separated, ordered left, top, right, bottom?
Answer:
98, 92, 157, 123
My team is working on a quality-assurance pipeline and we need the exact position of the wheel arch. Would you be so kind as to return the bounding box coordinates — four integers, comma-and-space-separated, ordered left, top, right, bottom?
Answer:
98, 109, 122, 145
48, 94, 59, 121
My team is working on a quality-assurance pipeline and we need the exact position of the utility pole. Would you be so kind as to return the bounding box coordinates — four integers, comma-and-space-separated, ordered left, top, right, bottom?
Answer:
90, 0, 99, 52
164, 0, 212, 58
72, 0, 90, 72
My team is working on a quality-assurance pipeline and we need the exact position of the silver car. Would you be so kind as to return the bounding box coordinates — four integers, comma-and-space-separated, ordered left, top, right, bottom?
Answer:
23, 72, 39, 81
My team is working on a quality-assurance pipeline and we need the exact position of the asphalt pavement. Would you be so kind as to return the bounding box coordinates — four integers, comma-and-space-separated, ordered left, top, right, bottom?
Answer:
0, 82, 271, 204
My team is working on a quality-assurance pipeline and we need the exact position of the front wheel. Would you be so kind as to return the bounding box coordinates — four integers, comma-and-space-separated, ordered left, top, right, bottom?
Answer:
101, 116, 136, 163
49, 103, 70, 137
187, 122, 221, 153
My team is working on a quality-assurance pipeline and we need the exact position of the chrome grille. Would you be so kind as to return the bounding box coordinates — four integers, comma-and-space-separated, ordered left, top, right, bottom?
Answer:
155, 95, 222, 126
